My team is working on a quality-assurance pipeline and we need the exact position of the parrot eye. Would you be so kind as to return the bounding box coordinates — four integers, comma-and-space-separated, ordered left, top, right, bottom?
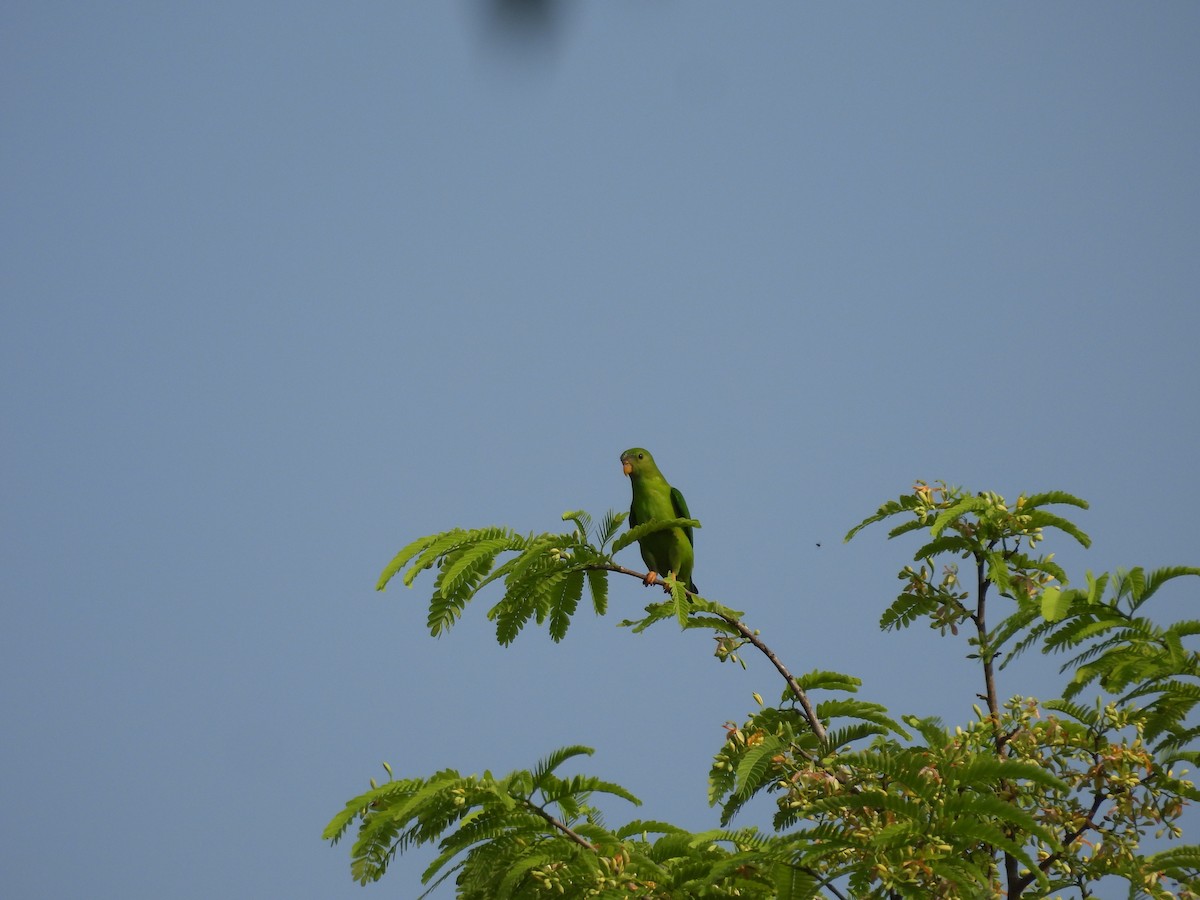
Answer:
637, 453, 644, 459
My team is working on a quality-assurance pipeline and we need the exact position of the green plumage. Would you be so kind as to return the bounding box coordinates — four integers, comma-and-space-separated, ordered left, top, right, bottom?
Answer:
620, 448, 696, 592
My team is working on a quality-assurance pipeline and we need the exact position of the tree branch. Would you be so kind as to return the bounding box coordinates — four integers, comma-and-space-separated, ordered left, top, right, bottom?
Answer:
590, 563, 827, 743
1010, 789, 1107, 893
805, 867, 850, 900
723, 616, 827, 744
973, 550, 1019, 896
521, 798, 597, 851
973, 554, 1004, 756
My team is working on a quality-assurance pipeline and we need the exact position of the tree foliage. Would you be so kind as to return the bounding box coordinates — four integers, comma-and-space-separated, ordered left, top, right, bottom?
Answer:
328, 482, 1200, 898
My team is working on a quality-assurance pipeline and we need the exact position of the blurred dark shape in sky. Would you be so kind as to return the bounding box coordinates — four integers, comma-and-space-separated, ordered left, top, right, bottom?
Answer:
476, 0, 566, 68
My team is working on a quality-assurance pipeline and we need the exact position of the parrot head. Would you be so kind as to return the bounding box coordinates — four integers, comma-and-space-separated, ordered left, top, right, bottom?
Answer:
620, 447, 657, 478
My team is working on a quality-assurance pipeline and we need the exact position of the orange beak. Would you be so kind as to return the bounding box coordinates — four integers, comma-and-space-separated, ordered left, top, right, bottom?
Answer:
622, 460, 633, 476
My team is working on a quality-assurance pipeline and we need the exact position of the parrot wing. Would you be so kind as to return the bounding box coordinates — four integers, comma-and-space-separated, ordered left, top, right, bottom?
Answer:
670, 485, 693, 547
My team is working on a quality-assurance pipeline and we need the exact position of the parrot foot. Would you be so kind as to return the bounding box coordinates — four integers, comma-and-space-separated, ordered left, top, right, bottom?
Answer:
644, 571, 677, 594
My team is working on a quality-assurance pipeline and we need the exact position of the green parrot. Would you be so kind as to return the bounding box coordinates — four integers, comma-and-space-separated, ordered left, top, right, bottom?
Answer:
620, 448, 697, 593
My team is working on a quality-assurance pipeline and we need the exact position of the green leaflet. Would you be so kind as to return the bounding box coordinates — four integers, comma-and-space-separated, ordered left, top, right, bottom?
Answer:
670, 577, 690, 627
732, 734, 784, 802
610, 516, 700, 555
438, 533, 527, 600
1135, 565, 1200, 611
1040, 586, 1067, 621
548, 569, 584, 642
771, 861, 821, 900
929, 495, 987, 538
842, 494, 924, 543
595, 509, 628, 548
585, 568, 607, 616
910, 534, 972, 561
792, 669, 862, 693
403, 529, 473, 587
531, 745, 594, 784
1021, 490, 1089, 510
560, 508, 592, 540
880, 591, 940, 631
376, 532, 442, 591
1024, 509, 1092, 547
614, 819, 686, 840
817, 723, 889, 759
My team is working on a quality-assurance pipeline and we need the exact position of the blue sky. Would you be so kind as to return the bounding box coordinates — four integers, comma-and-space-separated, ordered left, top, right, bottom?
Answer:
3, 3, 1198, 897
